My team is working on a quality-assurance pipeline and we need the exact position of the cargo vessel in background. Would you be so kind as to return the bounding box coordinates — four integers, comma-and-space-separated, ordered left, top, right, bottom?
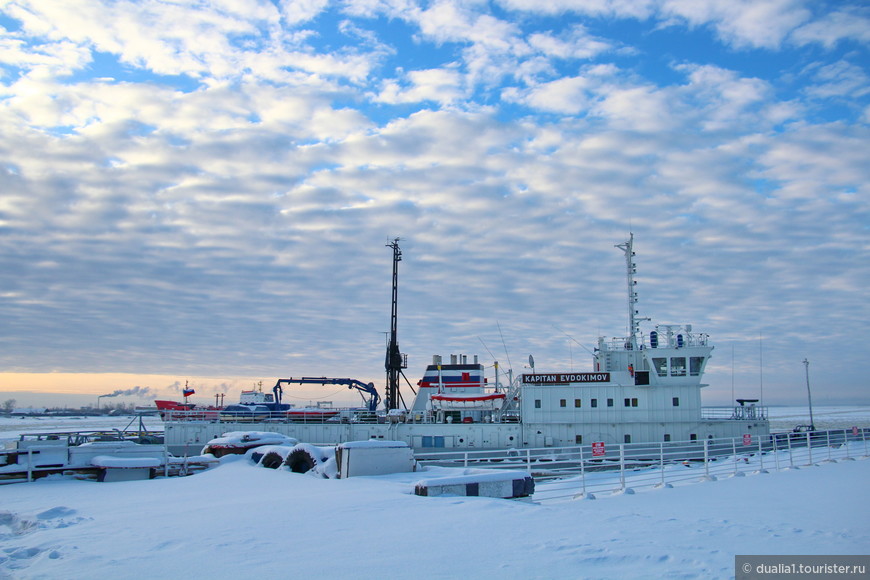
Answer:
163, 236, 769, 455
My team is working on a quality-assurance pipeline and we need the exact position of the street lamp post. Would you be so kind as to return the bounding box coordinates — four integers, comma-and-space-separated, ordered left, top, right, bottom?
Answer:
802, 358, 815, 431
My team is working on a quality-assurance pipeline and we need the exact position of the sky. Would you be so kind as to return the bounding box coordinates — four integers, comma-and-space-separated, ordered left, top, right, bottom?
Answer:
0, 0, 868, 408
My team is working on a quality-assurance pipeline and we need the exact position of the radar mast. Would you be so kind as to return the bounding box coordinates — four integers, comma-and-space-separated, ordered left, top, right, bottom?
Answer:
615, 234, 647, 348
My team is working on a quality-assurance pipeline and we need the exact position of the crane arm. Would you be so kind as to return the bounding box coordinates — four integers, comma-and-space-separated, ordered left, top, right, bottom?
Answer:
272, 377, 381, 412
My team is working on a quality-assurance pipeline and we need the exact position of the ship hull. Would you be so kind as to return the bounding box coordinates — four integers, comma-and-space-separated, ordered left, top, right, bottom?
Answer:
164, 416, 768, 456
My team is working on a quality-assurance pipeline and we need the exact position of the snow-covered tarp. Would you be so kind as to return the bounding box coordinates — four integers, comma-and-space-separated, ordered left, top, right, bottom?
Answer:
202, 431, 299, 456
204, 431, 299, 448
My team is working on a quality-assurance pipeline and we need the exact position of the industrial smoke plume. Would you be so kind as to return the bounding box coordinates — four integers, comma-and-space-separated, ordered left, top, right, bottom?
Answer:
100, 386, 152, 398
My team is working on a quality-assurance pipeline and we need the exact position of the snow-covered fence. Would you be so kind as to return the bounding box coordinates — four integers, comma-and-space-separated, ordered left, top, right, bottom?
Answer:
414, 428, 869, 502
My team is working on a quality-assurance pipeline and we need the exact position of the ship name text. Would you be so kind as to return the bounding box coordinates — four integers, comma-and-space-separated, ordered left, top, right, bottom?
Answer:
522, 373, 611, 384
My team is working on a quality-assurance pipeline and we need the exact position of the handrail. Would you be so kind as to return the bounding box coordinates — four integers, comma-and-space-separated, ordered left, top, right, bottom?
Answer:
416, 428, 869, 502
701, 406, 768, 420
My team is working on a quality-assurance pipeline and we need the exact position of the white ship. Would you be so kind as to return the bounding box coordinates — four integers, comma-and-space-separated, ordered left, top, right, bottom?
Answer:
163, 236, 769, 455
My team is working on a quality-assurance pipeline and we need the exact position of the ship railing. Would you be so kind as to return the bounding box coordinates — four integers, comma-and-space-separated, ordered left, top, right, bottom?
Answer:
701, 405, 768, 421
1, 431, 170, 484
163, 408, 523, 425
161, 409, 383, 424
415, 428, 869, 503
603, 330, 710, 351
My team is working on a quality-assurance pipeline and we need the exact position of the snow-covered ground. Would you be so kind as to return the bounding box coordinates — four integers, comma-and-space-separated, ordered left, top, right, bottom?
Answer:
2, 447, 869, 579
1, 407, 868, 579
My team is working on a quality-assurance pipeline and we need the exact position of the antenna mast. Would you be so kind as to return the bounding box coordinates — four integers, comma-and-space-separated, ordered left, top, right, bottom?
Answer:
385, 238, 407, 410
615, 233, 643, 348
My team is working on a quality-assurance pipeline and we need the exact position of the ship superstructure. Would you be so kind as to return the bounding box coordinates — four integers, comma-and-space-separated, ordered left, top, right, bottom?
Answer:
163, 236, 768, 454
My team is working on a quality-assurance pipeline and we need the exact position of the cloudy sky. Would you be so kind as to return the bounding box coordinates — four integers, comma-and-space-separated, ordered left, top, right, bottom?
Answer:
0, 0, 867, 408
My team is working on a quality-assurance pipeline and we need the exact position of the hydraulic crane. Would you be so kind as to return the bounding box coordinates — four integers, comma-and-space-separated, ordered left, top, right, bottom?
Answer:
271, 377, 381, 412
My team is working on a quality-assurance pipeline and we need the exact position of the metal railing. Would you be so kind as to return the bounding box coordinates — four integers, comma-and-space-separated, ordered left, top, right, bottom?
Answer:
161, 409, 382, 424
415, 428, 869, 502
701, 405, 768, 420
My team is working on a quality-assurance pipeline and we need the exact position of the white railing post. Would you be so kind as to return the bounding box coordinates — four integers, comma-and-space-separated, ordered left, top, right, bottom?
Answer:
757, 436, 765, 472
826, 430, 832, 462
864, 428, 869, 457
660, 442, 665, 487
845, 429, 851, 460
27, 448, 33, 482
788, 434, 794, 468
733, 437, 738, 476
580, 445, 586, 496
806, 431, 813, 465
463, 452, 468, 468
773, 435, 780, 471
703, 439, 710, 479
619, 444, 626, 490
526, 448, 531, 471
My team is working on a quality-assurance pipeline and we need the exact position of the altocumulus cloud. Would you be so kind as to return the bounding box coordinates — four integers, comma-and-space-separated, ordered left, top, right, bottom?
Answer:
0, 0, 867, 405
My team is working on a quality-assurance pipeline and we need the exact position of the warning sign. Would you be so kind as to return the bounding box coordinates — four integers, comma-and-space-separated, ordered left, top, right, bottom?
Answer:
592, 441, 606, 457
742, 433, 752, 446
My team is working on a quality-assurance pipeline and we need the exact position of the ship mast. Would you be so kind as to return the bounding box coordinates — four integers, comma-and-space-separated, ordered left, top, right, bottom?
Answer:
385, 238, 407, 410
615, 234, 645, 349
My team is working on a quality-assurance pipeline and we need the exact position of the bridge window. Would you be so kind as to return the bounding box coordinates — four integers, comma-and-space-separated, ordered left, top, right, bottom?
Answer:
624, 398, 638, 407
575, 435, 583, 444
624, 434, 632, 443
534, 399, 541, 409
574, 399, 582, 408
670, 357, 686, 376
607, 398, 614, 407
672, 397, 680, 407
653, 358, 667, 377
664, 434, 671, 442
591, 398, 598, 408
690, 357, 704, 376
560, 399, 566, 408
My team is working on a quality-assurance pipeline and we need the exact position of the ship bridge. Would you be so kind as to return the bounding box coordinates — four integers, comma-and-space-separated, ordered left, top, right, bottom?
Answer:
595, 324, 712, 387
